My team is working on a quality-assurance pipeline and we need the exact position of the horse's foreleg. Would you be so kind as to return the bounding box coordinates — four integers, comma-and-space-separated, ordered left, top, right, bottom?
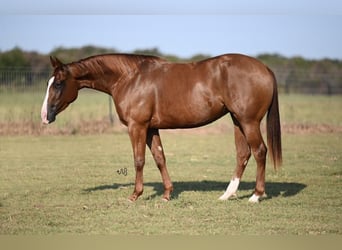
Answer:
127, 123, 148, 201
147, 128, 173, 201
219, 119, 251, 200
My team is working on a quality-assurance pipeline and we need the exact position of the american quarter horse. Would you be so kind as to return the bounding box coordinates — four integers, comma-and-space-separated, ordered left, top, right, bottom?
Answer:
41, 53, 282, 203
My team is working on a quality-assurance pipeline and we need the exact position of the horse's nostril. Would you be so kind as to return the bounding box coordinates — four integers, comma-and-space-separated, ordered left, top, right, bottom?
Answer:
47, 112, 56, 123
46, 105, 57, 123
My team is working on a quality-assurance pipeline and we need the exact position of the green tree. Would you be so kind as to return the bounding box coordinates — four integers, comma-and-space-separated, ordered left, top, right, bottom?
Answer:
0, 47, 30, 69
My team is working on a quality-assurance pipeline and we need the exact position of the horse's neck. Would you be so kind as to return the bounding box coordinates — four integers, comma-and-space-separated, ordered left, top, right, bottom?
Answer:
70, 66, 121, 95
70, 55, 143, 95
77, 74, 114, 94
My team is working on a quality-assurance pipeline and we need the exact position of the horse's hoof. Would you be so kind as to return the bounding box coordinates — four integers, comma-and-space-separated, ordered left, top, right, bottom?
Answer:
248, 193, 267, 203
218, 192, 237, 201
161, 194, 171, 202
248, 194, 260, 203
219, 178, 240, 200
128, 194, 138, 202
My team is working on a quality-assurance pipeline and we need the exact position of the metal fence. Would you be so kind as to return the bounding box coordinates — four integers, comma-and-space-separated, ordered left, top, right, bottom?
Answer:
0, 68, 341, 95
272, 68, 342, 95
0, 68, 51, 92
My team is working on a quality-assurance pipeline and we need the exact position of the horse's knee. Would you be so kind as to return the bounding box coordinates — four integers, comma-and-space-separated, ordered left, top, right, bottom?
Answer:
252, 143, 267, 161
134, 157, 145, 170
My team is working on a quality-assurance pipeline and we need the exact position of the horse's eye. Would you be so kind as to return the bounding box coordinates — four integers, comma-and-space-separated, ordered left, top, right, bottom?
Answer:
54, 81, 64, 90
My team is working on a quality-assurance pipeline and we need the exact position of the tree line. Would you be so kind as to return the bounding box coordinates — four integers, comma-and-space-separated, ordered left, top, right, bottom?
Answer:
0, 46, 341, 94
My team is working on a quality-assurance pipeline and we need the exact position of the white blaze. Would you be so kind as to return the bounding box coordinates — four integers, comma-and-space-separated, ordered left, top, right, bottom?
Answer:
41, 76, 55, 124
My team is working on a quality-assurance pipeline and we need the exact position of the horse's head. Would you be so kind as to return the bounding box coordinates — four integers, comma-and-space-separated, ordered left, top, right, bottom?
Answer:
41, 56, 79, 124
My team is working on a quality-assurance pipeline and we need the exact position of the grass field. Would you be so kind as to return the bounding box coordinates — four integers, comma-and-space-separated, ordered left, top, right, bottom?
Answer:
0, 92, 341, 235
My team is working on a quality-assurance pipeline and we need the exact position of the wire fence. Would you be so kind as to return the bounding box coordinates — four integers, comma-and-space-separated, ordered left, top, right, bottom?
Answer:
0, 68, 50, 92
272, 68, 342, 95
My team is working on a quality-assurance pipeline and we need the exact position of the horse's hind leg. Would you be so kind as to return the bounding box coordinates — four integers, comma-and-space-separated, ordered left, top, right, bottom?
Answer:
242, 122, 268, 203
219, 116, 251, 200
147, 128, 173, 201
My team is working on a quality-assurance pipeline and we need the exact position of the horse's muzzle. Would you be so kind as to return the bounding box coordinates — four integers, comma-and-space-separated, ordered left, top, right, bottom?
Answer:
41, 106, 56, 124
46, 105, 57, 124
46, 113, 56, 124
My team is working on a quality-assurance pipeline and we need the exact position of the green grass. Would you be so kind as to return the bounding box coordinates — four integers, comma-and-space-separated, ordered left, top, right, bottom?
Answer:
0, 132, 341, 235
279, 94, 342, 126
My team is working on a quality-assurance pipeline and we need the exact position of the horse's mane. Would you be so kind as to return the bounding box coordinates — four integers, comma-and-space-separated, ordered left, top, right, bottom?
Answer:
69, 54, 163, 78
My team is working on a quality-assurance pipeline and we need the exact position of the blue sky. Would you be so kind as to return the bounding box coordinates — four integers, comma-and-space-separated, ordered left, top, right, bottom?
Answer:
1, 1, 342, 59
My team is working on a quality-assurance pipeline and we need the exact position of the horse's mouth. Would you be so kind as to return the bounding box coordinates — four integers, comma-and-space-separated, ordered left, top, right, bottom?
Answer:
47, 114, 56, 124
41, 106, 56, 125
41, 114, 56, 125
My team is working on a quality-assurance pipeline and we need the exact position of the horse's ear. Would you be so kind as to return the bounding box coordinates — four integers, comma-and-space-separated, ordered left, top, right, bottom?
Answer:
50, 56, 64, 69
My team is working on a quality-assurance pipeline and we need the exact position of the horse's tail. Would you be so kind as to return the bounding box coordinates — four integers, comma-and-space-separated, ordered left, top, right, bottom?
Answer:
266, 69, 282, 170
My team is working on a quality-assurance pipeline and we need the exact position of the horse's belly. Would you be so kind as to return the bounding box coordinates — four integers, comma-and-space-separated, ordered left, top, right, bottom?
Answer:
152, 100, 227, 129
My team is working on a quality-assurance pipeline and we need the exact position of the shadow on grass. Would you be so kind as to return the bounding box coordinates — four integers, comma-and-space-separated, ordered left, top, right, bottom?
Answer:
84, 180, 306, 201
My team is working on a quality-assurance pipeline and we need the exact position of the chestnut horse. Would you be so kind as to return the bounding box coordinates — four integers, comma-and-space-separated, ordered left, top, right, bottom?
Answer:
41, 53, 282, 203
